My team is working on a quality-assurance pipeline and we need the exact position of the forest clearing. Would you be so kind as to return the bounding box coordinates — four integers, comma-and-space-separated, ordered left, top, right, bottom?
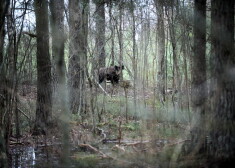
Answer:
10, 85, 192, 167
0, 0, 234, 167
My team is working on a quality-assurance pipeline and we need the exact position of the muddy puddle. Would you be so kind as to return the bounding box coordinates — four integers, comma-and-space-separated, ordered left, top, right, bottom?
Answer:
9, 144, 133, 168
9, 145, 62, 168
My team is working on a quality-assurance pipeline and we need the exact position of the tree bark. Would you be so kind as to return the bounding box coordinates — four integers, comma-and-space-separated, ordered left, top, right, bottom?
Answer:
49, 0, 66, 93
79, 0, 89, 117
190, 0, 207, 154
0, 1, 10, 167
6, 1, 17, 141
130, 0, 137, 117
33, 0, 52, 135
209, 0, 235, 163
94, 0, 106, 68
118, 3, 123, 80
68, 0, 80, 114
50, 1, 70, 165
154, 0, 166, 103
108, 2, 115, 66
68, 0, 88, 115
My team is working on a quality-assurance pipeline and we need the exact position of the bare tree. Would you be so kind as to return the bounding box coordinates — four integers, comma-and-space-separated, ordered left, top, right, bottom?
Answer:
94, 0, 106, 69
142, 10, 150, 106
118, 2, 124, 80
68, 0, 89, 115
165, 1, 182, 101
130, 0, 137, 117
108, 1, 115, 66
190, 0, 207, 154
68, 0, 80, 115
50, 1, 71, 165
50, 0, 66, 93
154, 0, 166, 102
33, 0, 52, 135
179, 0, 191, 122
5, 1, 16, 146
0, 1, 10, 167
79, 0, 89, 117
209, 0, 235, 163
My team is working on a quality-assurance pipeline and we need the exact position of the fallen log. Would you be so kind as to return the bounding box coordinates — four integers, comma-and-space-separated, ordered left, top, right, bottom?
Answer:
79, 143, 110, 158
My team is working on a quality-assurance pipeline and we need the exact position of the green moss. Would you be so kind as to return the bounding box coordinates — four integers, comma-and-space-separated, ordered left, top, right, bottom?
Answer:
72, 153, 101, 168
122, 122, 140, 131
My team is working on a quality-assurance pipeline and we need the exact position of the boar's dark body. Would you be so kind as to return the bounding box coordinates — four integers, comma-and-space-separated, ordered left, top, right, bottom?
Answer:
98, 65, 124, 85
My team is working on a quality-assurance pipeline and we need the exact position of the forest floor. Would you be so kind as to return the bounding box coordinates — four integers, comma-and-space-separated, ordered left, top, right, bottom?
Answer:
8, 83, 204, 168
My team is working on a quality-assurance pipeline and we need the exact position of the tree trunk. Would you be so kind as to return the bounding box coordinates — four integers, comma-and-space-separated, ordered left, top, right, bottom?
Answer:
94, 0, 105, 68
166, 4, 181, 101
209, 0, 235, 163
144, 13, 150, 96
79, 0, 89, 117
190, 0, 207, 154
33, 0, 52, 135
108, 2, 115, 66
0, 0, 9, 66
131, 0, 137, 117
5, 2, 15, 145
68, 0, 88, 115
0, 1, 10, 167
50, 1, 70, 165
118, 3, 123, 80
68, 0, 80, 114
49, 0, 66, 94
154, 0, 166, 103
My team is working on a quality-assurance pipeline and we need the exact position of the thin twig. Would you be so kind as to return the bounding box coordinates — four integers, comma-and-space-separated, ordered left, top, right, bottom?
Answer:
18, 108, 31, 121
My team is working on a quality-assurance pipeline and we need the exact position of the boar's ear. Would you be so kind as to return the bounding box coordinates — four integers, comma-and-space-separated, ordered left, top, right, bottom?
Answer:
121, 65, 124, 70
114, 65, 119, 71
